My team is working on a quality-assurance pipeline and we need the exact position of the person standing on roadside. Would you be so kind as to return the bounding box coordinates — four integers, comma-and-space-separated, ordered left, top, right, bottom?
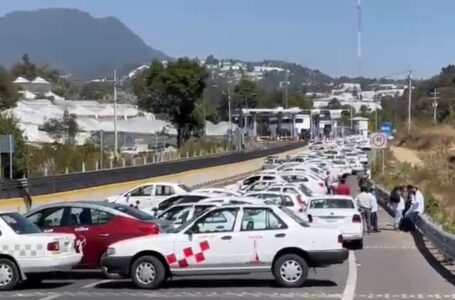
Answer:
369, 187, 380, 232
355, 186, 372, 234
336, 176, 351, 196
390, 186, 405, 230
405, 185, 425, 225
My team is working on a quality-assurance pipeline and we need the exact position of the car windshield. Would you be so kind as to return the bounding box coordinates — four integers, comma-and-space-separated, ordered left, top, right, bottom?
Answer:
309, 199, 355, 209
280, 207, 310, 227
113, 205, 155, 220
1, 213, 41, 234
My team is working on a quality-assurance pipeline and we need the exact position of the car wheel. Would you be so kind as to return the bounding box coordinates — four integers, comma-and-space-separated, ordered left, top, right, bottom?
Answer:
131, 255, 166, 289
273, 254, 309, 288
0, 258, 19, 290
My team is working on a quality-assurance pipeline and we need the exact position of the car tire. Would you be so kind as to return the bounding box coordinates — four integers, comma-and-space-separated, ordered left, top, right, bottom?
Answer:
131, 255, 166, 289
0, 258, 20, 291
273, 254, 309, 288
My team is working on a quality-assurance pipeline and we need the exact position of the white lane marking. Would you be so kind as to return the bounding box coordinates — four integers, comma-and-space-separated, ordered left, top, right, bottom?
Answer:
341, 250, 357, 300
82, 279, 114, 288
39, 294, 61, 300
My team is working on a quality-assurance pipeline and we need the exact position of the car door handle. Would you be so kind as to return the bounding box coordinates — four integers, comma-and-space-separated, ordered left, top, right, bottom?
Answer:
221, 235, 232, 240
98, 233, 110, 237
275, 233, 286, 238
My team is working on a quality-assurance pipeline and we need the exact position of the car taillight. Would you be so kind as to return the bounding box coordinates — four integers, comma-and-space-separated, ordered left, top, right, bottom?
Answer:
47, 241, 60, 252
308, 214, 313, 223
338, 234, 343, 243
139, 224, 160, 235
352, 214, 362, 223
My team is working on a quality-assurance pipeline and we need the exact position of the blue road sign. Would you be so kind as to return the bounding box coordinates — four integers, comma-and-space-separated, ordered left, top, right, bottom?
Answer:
380, 122, 392, 137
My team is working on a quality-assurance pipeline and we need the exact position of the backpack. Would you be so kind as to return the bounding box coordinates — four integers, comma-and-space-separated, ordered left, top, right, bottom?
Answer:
390, 190, 401, 203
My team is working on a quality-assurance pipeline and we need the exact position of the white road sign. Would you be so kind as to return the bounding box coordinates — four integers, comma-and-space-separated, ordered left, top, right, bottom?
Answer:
370, 132, 388, 149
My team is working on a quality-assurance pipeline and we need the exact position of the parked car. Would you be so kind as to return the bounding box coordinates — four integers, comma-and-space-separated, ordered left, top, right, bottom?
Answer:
24, 202, 168, 273
244, 191, 308, 221
305, 196, 363, 249
101, 204, 347, 289
0, 212, 81, 290
225, 174, 286, 191
106, 182, 191, 209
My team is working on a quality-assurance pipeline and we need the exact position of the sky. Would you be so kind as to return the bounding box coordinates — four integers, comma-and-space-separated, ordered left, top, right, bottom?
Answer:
1, 0, 454, 79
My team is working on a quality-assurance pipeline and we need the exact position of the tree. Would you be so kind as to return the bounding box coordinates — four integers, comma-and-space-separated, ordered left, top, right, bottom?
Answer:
10, 54, 60, 82
327, 98, 343, 109
360, 104, 369, 116
80, 82, 112, 100
288, 93, 313, 109
43, 110, 79, 145
133, 58, 208, 147
205, 55, 219, 66
0, 113, 27, 178
0, 67, 20, 110
233, 79, 259, 109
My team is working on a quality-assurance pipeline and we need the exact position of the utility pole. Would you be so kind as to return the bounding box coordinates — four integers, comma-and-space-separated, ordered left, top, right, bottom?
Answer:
284, 70, 289, 108
407, 70, 412, 134
350, 106, 353, 131
113, 70, 118, 159
227, 86, 232, 148
430, 89, 439, 124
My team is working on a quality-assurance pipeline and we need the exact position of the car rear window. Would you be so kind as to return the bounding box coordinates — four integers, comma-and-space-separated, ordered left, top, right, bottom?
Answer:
309, 199, 355, 209
114, 205, 155, 220
1, 213, 41, 234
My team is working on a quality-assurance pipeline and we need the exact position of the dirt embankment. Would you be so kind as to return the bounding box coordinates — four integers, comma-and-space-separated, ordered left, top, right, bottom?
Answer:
390, 146, 422, 167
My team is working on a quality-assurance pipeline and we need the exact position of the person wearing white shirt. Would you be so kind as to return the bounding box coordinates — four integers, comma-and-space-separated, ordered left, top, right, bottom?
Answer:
405, 186, 424, 224
369, 188, 380, 232
391, 186, 405, 230
355, 186, 372, 233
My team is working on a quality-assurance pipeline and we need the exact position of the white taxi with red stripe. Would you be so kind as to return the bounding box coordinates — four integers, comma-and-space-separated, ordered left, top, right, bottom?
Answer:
0, 212, 81, 290
101, 204, 348, 289
305, 196, 364, 249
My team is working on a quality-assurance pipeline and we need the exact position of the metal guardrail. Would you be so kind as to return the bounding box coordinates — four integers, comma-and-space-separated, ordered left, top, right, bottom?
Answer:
0, 142, 306, 199
375, 184, 455, 261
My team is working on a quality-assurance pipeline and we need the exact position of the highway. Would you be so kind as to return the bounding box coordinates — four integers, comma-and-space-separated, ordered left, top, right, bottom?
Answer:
1, 178, 454, 300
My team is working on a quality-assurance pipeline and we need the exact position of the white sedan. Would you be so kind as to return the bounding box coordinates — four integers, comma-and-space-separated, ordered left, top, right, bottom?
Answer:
305, 196, 364, 249
101, 204, 347, 289
106, 182, 191, 209
0, 212, 81, 290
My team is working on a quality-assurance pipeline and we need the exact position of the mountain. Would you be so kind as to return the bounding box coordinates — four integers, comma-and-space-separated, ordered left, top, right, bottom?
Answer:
0, 8, 167, 78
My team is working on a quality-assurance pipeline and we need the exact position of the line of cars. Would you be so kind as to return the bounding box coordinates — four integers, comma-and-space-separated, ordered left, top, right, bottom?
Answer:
0, 135, 370, 290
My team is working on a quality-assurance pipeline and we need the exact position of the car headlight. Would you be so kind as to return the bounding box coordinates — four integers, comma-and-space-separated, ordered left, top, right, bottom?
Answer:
106, 247, 116, 256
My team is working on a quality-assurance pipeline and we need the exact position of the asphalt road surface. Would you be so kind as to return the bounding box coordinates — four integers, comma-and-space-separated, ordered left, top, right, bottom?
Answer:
1, 178, 454, 300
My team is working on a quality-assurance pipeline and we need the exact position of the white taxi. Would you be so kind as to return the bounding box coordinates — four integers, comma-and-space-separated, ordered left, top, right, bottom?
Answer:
102, 204, 348, 289
0, 212, 81, 290
106, 182, 191, 209
305, 196, 364, 249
